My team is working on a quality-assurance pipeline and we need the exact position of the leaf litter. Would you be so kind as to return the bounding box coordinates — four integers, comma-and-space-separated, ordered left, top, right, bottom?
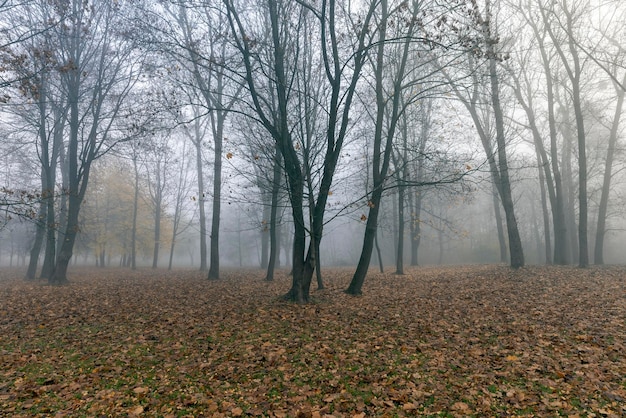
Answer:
0, 265, 625, 417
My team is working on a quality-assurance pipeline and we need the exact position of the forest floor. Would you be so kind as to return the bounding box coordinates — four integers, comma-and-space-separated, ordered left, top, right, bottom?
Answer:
0, 265, 625, 417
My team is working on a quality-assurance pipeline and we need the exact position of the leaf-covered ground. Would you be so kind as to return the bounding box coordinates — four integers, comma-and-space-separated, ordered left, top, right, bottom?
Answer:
0, 265, 625, 417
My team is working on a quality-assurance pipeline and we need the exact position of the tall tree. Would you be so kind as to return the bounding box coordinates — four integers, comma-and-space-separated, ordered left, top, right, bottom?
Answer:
481, 0, 524, 268
1, 0, 68, 279
151, 1, 243, 279
50, 0, 141, 283
347, 0, 431, 294
225, 0, 376, 302
515, 0, 568, 264
145, 137, 172, 269
168, 141, 195, 270
180, 103, 210, 271
541, 0, 590, 267
590, 4, 626, 264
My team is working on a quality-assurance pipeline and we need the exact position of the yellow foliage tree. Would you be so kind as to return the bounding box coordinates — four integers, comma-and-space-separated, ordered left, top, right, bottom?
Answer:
80, 160, 172, 267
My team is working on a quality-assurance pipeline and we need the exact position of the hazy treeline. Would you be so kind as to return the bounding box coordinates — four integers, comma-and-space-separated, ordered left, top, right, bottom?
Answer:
0, 0, 624, 298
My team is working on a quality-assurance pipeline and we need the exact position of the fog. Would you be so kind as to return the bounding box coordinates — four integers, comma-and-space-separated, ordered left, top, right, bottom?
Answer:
0, 0, 625, 295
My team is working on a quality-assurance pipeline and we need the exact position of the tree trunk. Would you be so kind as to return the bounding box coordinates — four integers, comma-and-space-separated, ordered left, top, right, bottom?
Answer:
207, 114, 223, 280
409, 106, 428, 267
282, 165, 314, 302
536, 147, 552, 264
395, 178, 405, 275
571, 83, 588, 267
152, 166, 162, 269
409, 189, 419, 267
487, 32, 524, 268
50, 70, 83, 285
594, 76, 625, 264
131, 155, 139, 269
55, 130, 69, 267
560, 103, 578, 264
25, 201, 46, 280
524, 1, 568, 265
347, 0, 416, 294
168, 228, 176, 270
437, 225, 444, 265
347, 189, 383, 295
50, 192, 82, 285
374, 230, 384, 273
195, 135, 208, 272
491, 184, 507, 263
40, 192, 57, 279
265, 145, 282, 281
99, 247, 106, 268
28, 76, 54, 281
315, 240, 323, 290
260, 196, 270, 269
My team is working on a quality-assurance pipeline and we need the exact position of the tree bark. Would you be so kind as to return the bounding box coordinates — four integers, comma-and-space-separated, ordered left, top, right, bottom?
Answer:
152, 163, 162, 269
491, 184, 507, 263
207, 106, 225, 280
521, 0, 568, 265
265, 145, 282, 281
26, 201, 46, 280
594, 75, 625, 264
484, 2, 524, 268
395, 182, 405, 275
374, 230, 384, 273
347, 0, 417, 294
536, 146, 552, 264
131, 154, 139, 269
194, 126, 208, 272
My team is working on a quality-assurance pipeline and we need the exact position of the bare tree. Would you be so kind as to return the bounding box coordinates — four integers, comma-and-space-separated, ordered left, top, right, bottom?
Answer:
347, 0, 479, 294
540, 0, 590, 267
50, 0, 142, 283
168, 140, 195, 270
224, 0, 376, 302
151, 1, 243, 279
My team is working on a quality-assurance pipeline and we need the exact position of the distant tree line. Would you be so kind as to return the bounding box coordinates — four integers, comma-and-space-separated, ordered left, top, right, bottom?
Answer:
0, 0, 625, 301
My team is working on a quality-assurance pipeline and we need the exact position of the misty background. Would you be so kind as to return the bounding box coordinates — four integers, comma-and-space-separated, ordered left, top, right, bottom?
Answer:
0, 0, 625, 292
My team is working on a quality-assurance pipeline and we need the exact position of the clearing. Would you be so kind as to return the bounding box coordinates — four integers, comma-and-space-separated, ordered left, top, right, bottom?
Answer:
0, 265, 625, 417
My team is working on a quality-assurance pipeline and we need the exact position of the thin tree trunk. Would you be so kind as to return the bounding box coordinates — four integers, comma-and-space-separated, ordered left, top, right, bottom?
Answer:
488, 47, 524, 268
260, 196, 270, 269
559, 102, 578, 264
207, 114, 223, 280
374, 230, 384, 273
315, 240, 323, 290
195, 132, 208, 272
26, 201, 46, 280
523, 1, 568, 264
395, 179, 405, 275
491, 184, 507, 263
594, 77, 624, 264
410, 191, 422, 266
348, 0, 417, 294
265, 145, 281, 281
571, 81, 588, 267
131, 155, 139, 270
152, 165, 162, 269
536, 147, 552, 264
437, 226, 444, 265
348, 188, 383, 295
479, 0, 524, 268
